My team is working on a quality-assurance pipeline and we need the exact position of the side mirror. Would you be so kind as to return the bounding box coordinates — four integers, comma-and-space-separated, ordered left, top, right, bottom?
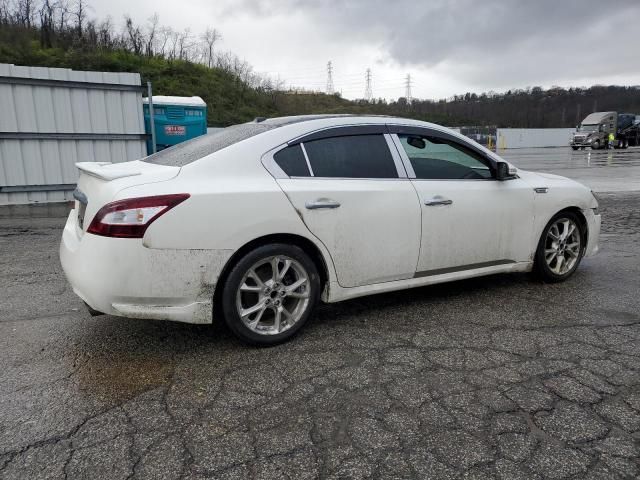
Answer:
407, 136, 426, 149
496, 161, 516, 180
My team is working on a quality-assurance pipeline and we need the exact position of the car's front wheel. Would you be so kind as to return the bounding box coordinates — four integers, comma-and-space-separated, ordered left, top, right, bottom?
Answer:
534, 212, 585, 282
221, 244, 320, 345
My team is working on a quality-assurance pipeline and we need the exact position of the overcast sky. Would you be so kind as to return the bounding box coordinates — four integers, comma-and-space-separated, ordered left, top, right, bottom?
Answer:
91, 0, 640, 101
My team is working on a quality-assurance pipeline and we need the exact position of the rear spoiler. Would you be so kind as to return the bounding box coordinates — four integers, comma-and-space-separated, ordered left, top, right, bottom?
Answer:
76, 162, 142, 181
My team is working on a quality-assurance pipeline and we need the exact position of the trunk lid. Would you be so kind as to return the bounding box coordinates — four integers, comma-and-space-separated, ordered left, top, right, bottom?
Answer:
74, 160, 180, 235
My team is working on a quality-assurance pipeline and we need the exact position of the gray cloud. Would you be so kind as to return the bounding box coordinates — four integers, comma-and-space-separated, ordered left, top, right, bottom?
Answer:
222, 0, 640, 89
90, 0, 640, 98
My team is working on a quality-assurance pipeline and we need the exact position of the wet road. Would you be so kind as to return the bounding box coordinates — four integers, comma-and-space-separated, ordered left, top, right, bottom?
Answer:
500, 146, 640, 192
1, 151, 640, 479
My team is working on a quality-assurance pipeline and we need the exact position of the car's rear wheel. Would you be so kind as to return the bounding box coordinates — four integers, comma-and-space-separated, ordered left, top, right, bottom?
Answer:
534, 212, 585, 282
221, 244, 320, 345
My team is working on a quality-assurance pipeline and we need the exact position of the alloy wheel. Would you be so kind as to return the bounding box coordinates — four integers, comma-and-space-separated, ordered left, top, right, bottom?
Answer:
544, 218, 581, 275
235, 255, 310, 335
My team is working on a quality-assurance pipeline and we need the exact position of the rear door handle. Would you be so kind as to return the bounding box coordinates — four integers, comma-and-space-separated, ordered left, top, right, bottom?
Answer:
424, 196, 453, 206
305, 199, 341, 210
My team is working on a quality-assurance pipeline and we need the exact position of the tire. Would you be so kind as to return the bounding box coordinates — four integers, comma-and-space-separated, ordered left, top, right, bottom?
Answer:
221, 243, 320, 346
571, 146, 579, 151
591, 140, 600, 150
533, 212, 585, 282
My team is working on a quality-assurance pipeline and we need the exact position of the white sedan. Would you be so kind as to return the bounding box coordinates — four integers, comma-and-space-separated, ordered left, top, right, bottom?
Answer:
60, 115, 601, 345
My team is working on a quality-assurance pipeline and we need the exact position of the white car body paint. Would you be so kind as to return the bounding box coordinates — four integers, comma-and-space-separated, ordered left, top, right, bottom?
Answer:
276, 177, 421, 287
60, 115, 601, 324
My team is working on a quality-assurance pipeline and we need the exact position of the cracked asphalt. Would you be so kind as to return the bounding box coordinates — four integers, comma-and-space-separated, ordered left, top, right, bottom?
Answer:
1, 165, 640, 479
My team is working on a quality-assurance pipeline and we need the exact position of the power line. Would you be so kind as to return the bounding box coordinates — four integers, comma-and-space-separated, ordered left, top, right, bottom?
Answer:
364, 68, 372, 101
404, 73, 413, 104
326, 61, 334, 95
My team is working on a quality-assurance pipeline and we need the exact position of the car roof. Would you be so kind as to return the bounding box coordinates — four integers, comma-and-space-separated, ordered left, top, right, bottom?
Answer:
143, 114, 503, 168
258, 113, 418, 127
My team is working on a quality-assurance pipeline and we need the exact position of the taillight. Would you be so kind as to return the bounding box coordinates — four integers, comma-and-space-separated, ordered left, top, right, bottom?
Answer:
87, 194, 190, 238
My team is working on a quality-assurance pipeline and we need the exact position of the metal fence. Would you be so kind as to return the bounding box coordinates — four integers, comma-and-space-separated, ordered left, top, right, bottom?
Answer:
497, 128, 575, 149
0, 64, 147, 205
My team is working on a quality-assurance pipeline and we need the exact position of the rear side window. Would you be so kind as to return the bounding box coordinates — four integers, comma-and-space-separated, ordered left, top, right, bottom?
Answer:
273, 144, 310, 177
144, 123, 277, 167
303, 135, 397, 178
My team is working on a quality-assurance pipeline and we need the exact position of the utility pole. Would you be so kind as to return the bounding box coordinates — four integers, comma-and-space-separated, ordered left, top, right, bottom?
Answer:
364, 68, 372, 102
326, 61, 334, 95
576, 103, 582, 125
404, 73, 413, 105
147, 81, 156, 154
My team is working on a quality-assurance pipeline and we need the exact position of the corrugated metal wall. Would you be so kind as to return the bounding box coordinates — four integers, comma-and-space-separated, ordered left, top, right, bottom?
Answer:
497, 128, 575, 149
0, 63, 147, 205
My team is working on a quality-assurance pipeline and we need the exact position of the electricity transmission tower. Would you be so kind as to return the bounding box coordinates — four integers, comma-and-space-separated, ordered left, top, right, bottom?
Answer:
364, 68, 372, 101
404, 74, 413, 104
326, 61, 334, 95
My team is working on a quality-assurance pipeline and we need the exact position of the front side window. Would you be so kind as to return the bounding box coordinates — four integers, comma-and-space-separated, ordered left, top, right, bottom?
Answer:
303, 134, 398, 178
398, 134, 493, 180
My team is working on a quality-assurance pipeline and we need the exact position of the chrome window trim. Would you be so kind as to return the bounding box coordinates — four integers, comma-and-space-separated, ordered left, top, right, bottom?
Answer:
297, 177, 411, 181
384, 133, 408, 179
299, 142, 315, 176
286, 123, 387, 146
390, 133, 416, 178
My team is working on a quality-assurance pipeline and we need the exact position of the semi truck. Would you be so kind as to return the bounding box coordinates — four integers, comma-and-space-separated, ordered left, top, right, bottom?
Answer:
571, 111, 640, 150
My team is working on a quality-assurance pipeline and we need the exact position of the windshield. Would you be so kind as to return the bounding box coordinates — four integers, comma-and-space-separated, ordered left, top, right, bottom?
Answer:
578, 124, 598, 133
143, 123, 277, 167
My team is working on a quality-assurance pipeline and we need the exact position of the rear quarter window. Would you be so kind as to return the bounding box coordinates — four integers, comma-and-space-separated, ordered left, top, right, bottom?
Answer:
143, 123, 276, 167
273, 144, 311, 177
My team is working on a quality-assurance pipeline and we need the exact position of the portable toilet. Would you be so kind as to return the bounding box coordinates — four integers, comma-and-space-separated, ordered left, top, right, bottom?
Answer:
142, 96, 207, 153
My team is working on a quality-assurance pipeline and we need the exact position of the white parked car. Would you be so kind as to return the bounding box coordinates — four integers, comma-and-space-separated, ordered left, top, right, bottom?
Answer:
60, 115, 601, 345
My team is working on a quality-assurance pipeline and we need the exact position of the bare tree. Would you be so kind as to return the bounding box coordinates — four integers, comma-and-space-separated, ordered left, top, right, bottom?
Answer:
167, 27, 179, 59
16, 0, 37, 27
145, 13, 158, 56
124, 14, 143, 55
200, 27, 221, 68
0, 0, 12, 24
72, 0, 88, 35
176, 28, 192, 60
56, 0, 70, 31
96, 16, 114, 48
157, 25, 172, 57
39, 0, 56, 47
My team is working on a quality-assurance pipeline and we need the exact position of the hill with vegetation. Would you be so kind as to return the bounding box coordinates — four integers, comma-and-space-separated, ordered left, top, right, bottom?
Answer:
1, 1, 639, 128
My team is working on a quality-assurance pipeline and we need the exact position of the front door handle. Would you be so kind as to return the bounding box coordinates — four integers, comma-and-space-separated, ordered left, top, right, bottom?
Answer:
424, 196, 453, 206
305, 199, 341, 210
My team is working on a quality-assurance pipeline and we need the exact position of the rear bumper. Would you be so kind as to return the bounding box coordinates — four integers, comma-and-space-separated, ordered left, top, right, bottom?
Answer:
59, 210, 233, 324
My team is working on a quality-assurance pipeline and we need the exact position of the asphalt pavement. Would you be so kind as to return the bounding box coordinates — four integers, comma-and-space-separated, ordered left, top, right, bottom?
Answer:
1, 147, 639, 479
